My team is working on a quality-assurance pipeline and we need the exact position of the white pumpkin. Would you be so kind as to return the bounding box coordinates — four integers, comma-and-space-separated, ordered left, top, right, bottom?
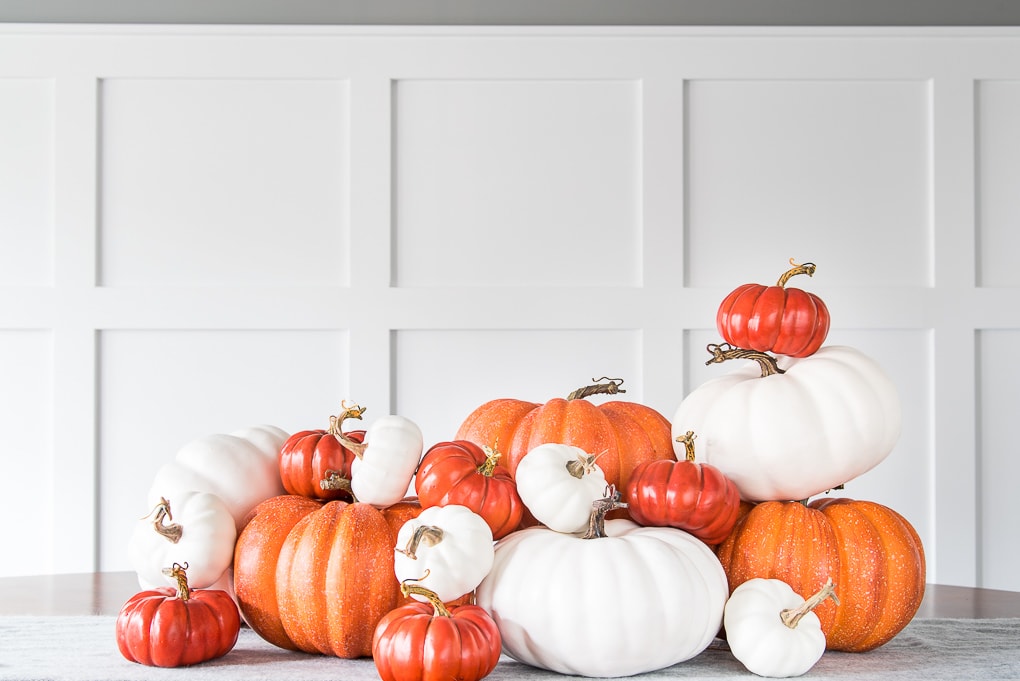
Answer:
673, 344, 900, 501
514, 442, 608, 534
724, 577, 838, 678
475, 496, 728, 677
333, 403, 423, 508
129, 492, 236, 590
393, 504, 494, 603
147, 425, 289, 530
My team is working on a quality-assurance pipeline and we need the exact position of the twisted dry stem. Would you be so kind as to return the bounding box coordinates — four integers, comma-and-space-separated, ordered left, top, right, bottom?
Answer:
145, 497, 183, 544
705, 343, 785, 377
676, 431, 697, 462
567, 377, 627, 401
780, 578, 840, 629
162, 562, 192, 601
776, 259, 817, 287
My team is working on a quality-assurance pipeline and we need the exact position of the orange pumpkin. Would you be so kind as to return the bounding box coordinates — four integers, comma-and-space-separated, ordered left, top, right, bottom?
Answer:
716, 497, 926, 652
233, 494, 422, 657
455, 378, 674, 502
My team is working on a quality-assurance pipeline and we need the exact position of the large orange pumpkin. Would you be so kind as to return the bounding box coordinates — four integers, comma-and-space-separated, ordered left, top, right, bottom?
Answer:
455, 378, 674, 501
233, 494, 422, 657
715, 497, 925, 652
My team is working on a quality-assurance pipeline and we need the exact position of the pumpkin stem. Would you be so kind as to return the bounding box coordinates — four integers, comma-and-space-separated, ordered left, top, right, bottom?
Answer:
162, 562, 192, 602
776, 259, 817, 287
396, 524, 445, 560
581, 486, 628, 540
565, 449, 606, 479
319, 470, 356, 499
566, 377, 626, 401
400, 577, 452, 618
143, 497, 183, 544
780, 578, 840, 629
331, 401, 368, 459
676, 431, 697, 462
705, 343, 785, 377
478, 445, 502, 477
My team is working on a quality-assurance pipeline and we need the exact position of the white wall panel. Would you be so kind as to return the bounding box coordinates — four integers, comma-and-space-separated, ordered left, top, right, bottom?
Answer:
393, 328, 646, 451
0, 331, 54, 577
392, 79, 641, 287
976, 80, 1020, 288
0, 79, 54, 287
97, 329, 349, 572
685, 79, 931, 288
977, 330, 1020, 591
99, 78, 351, 287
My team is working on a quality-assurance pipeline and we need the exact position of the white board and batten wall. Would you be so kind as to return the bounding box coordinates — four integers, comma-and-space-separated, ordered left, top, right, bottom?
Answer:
1, 24, 1018, 591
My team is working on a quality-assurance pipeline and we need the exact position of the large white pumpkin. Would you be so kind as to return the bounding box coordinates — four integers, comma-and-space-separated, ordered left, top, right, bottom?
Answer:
672, 344, 900, 502
475, 500, 727, 677
147, 424, 288, 530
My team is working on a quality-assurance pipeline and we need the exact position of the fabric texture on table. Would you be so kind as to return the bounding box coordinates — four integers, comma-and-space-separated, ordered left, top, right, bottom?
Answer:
1, 616, 1018, 680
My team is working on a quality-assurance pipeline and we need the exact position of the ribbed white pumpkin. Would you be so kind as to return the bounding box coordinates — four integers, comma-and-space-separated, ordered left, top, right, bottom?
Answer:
129, 491, 236, 590
147, 425, 288, 530
393, 504, 494, 603
672, 345, 900, 502
475, 508, 727, 677
349, 414, 423, 508
514, 442, 608, 534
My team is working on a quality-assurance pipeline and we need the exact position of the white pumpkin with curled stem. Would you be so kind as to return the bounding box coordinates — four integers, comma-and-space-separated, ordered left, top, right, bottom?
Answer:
724, 577, 840, 678
393, 504, 494, 603
514, 442, 610, 534
333, 402, 423, 509
129, 492, 236, 590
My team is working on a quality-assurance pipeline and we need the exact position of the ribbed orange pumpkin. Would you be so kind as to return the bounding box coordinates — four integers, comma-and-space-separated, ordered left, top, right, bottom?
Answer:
716, 498, 926, 652
233, 494, 422, 657
455, 378, 675, 502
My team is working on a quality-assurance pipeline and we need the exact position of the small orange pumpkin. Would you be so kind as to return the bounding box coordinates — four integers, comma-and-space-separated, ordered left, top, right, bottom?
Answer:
455, 378, 674, 502
716, 497, 925, 652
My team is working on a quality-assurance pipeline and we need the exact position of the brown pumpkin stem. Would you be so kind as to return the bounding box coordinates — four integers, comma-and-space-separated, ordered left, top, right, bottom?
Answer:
162, 562, 192, 602
706, 343, 785, 377
400, 579, 452, 618
565, 450, 605, 479
396, 524, 445, 560
566, 377, 626, 401
780, 578, 840, 629
776, 259, 817, 287
331, 401, 369, 459
143, 497, 183, 544
319, 469, 355, 497
581, 487, 628, 540
676, 431, 697, 462
478, 445, 502, 477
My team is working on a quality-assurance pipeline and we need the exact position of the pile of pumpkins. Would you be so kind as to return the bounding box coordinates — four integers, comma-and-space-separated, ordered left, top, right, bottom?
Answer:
115, 260, 926, 680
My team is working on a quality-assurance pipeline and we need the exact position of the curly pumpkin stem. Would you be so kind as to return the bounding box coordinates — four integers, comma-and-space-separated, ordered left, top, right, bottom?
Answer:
776, 259, 817, 287
566, 377, 626, 401
396, 524, 445, 560
144, 497, 183, 544
331, 401, 368, 459
706, 343, 785, 377
162, 562, 192, 602
400, 578, 452, 617
581, 487, 628, 540
780, 578, 840, 629
676, 431, 697, 462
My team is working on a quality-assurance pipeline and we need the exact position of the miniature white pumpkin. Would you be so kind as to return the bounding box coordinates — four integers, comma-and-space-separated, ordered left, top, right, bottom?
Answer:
724, 577, 839, 678
514, 442, 608, 533
393, 504, 494, 603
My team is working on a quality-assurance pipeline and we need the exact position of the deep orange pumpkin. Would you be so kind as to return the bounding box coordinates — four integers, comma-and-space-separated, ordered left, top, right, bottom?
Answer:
233, 494, 423, 658
455, 378, 675, 503
716, 497, 925, 652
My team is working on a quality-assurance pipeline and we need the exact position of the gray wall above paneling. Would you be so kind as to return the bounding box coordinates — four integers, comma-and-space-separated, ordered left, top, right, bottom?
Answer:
2, 0, 1020, 26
